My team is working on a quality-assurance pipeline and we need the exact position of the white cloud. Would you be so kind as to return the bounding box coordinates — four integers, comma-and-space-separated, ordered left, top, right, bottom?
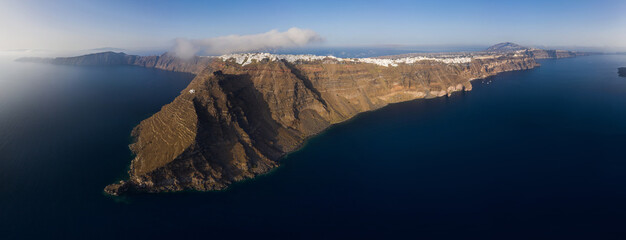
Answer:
172, 27, 323, 59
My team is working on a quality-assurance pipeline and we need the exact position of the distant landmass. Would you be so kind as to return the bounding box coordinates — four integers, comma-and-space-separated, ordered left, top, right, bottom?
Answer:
484, 41, 589, 59
16, 43, 592, 195
619, 67, 626, 77
16, 51, 211, 75
486, 42, 529, 52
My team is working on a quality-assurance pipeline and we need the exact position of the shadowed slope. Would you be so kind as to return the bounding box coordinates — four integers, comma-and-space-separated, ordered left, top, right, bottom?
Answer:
105, 54, 540, 195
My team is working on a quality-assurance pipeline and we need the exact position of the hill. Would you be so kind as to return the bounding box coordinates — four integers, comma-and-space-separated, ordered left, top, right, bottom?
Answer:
486, 42, 529, 52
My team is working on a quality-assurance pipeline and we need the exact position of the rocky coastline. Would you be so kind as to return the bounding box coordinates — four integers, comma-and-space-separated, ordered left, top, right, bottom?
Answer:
16, 43, 588, 195
16, 51, 212, 75
104, 50, 541, 195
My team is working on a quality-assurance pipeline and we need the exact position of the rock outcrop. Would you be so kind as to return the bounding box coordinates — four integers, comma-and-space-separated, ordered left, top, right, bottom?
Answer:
619, 67, 626, 77
103, 52, 539, 195
17, 43, 587, 195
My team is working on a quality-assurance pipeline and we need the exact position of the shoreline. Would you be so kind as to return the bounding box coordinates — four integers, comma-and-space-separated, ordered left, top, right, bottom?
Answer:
105, 59, 542, 196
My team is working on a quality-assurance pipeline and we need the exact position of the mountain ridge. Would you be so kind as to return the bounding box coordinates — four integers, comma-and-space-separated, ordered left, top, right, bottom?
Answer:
16, 51, 212, 75
486, 42, 529, 52
15, 43, 590, 195
104, 49, 544, 195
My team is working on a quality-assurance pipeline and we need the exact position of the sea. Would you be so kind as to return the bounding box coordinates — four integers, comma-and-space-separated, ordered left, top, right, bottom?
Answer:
0, 54, 625, 239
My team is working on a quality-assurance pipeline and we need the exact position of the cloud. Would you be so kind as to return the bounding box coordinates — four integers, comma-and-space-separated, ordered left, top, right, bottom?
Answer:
172, 27, 323, 59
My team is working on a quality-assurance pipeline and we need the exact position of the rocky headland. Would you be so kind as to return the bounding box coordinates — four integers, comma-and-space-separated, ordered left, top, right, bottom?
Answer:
16, 51, 212, 74
16, 43, 588, 195
484, 42, 588, 59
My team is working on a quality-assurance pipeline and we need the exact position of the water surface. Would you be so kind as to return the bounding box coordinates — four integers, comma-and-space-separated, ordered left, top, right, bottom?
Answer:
1, 55, 626, 239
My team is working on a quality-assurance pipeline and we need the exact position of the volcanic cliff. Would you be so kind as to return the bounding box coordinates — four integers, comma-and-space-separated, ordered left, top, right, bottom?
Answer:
16, 43, 584, 195
16, 51, 212, 74
103, 52, 542, 195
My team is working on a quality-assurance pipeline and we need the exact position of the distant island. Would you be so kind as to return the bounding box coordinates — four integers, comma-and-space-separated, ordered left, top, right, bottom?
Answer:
17, 43, 591, 195
619, 67, 626, 77
16, 52, 211, 75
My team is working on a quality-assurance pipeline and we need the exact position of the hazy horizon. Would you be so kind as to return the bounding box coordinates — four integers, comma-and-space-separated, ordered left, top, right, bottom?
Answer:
2, 43, 622, 58
2, 0, 625, 57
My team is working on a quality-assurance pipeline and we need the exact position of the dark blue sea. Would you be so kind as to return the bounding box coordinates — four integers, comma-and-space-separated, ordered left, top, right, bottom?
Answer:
1, 54, 626, 239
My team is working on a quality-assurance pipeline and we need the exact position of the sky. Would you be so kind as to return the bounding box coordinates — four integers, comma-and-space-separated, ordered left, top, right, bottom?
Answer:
1, 0, 625, 55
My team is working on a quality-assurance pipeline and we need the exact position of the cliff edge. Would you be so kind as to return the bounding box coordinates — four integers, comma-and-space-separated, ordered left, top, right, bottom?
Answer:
104, 51, 540, 195
15, 43, 585, 195
16, 52, 213, 75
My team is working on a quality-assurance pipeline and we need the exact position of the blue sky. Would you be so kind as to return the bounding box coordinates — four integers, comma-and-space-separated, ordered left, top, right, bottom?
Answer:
1, 0, 625, 53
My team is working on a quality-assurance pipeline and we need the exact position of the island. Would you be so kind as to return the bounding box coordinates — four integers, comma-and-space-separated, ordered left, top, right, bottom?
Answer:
17, 43, 589, 195
619, 67, 626, 77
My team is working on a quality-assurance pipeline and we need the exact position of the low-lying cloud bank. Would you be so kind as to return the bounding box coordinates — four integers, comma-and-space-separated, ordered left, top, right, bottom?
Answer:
172, 27, 323, 59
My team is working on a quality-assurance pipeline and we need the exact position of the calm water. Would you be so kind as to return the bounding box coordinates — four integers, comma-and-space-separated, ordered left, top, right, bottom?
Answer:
1, 55, 626, 239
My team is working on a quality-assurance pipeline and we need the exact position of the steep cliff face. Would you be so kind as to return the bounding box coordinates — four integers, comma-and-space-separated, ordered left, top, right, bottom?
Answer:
11, 44, 586, 195
16, 52, 213, 75
104, 55, 539, 195
126, 53, 213, 74
528, 49, 580, 59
